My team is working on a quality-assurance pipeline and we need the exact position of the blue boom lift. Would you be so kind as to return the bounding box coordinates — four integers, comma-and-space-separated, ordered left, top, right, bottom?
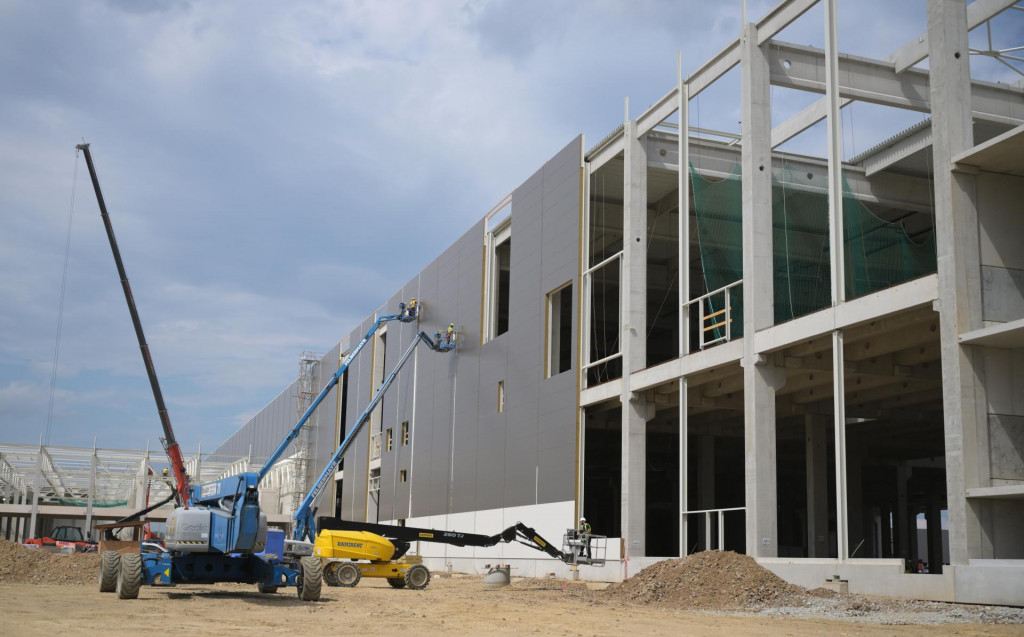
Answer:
110, 306, 439, 600
80, 142, 442, 601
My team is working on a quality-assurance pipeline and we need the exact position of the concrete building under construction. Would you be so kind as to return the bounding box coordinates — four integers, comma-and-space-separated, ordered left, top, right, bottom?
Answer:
208, 0, 1023, 605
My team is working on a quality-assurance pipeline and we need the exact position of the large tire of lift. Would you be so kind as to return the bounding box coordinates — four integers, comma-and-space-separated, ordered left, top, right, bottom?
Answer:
322, 561, 340, 587
116, 553, 143, 600
334, 562, 360, 588
98, 551, 119, 593
297, 556, 322, 601
386, 577, 406, 589
403, 564, 430, 590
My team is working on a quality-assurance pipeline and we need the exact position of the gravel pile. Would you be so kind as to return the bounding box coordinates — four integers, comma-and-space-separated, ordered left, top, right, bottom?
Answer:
608, 550, 826, 610
0, 538, 100, 585
605, 550, 1024, 625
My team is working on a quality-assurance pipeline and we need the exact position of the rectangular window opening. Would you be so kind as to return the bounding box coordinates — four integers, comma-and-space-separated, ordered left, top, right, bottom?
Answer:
385, 427, 393, 452
484, 220, 512, 342
547, 283, 573, 377
401, 420, 410, 446
399, 470, 407, 483
497, 380, 505, 413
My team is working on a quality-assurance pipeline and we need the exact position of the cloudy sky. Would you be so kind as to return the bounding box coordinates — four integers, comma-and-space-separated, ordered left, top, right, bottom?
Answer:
1, 0, 1019, 454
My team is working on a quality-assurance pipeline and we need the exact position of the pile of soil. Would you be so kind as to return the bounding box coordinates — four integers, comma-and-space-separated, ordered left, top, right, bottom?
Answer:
0, 539, 100, 585
608, 550, 829, 610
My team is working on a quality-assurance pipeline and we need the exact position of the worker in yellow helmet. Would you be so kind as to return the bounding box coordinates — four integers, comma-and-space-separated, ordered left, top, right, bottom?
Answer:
445, 323, 455, 346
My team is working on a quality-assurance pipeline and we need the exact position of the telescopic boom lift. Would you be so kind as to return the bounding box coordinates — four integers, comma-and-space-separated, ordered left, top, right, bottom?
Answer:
292, 327, 456, 543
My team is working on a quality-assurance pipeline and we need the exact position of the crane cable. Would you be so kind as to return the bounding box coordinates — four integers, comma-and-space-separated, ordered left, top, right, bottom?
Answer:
45, 148, 80, 446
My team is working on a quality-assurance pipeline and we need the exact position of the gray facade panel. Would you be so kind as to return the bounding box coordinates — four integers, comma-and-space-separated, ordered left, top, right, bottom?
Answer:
236, 137, 580, 525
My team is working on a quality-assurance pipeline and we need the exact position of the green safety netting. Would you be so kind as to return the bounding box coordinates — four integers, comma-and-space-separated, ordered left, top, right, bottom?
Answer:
57, 498, 129, 507
691, 162, 935, 339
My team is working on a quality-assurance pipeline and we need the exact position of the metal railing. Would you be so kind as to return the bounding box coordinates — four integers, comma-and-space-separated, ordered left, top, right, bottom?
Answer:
683, 280, 741, 350
368, 474, 380, 494
682, 506, 745, 553
581, 251, 623, 385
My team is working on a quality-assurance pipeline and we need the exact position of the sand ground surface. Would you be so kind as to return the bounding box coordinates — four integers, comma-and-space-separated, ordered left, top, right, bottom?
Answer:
1, 576, 1022, 637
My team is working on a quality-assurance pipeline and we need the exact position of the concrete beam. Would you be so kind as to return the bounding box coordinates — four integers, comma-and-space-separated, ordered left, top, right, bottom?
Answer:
766, 40, 1024, 126
771, 96, 852, 149
863, 123, 934, 177
754, 275, 939, 356
756, 0, 820, 46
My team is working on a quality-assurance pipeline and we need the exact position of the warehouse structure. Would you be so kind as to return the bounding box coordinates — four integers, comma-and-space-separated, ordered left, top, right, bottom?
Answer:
212, 0, 1023, 604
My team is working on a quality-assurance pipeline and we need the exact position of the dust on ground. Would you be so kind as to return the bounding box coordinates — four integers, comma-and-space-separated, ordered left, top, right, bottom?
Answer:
1, 540, 1021, 636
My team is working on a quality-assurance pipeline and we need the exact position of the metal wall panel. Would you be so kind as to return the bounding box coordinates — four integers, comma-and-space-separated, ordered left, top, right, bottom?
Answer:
229, 136, 581, 526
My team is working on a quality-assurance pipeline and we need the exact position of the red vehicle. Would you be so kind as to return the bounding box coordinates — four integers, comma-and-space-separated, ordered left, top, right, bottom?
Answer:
25, 526, 98, 552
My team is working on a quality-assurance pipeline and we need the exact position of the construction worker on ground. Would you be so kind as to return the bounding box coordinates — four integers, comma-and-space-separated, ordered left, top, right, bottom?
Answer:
578, 516, 592, 559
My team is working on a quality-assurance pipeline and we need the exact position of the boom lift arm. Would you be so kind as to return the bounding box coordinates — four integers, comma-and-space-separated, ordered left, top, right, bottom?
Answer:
76, 143, 190, 508
293, 329, 455, 543
318, 518, 568, 562
179, 305, 421, 543
254, 306, 417, 485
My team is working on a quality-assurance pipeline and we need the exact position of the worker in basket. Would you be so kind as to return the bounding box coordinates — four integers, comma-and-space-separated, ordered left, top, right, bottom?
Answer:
445, 323, 455, 346
578, 516, 592, 558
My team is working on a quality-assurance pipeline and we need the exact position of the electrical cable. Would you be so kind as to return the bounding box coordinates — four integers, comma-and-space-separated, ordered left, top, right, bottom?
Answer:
45, 149, 80, 446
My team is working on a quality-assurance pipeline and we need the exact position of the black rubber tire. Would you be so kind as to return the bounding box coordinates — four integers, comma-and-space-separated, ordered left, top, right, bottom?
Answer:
99, 551, 119, 593
257, 582, 279, 594
335, 562, 360, 588
386, 577, 406, 589
116, 553, 142, 600
297, 556, 322, 601
404, 564, 430, 590
322, 561, 341, 587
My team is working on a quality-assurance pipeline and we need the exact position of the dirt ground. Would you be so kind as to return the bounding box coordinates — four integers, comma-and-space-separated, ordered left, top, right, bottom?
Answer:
0, 577, 1021, 637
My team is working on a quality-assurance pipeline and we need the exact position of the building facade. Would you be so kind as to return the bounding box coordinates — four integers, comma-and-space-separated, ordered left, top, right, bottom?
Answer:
218, 0, 1024, 604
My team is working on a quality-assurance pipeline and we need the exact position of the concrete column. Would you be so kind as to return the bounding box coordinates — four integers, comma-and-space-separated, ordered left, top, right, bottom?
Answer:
928, 0, 984, 567
927, 488, 944, 574
28, 442, 42, 539
622, 395, 650, 557
897, 464, 912, 566
85, 440, 97, 537
679, 377, 688, 557
622, 113, 647, 375
847, 439, 865, 557
697, 435, 715, 549
805, 415, 830, 557
620, 105, 649, 558
740, 21, 781, 558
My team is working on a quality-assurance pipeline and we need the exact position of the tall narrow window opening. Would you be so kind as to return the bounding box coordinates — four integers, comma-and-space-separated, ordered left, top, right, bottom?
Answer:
484, 219, 512, 341
547, 283, 573, 376
401, 420, 410, 446
497, 380, 505, 413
